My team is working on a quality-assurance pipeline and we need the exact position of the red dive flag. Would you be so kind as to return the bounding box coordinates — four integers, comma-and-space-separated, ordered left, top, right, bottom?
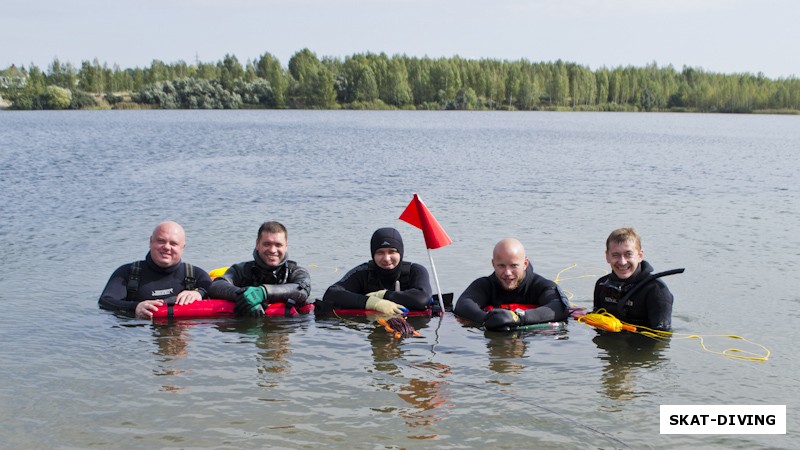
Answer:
399, 193, 452, 249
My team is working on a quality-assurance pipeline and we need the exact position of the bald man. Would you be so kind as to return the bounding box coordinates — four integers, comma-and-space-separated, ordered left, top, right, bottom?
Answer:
454, 238, 569, 331
99, 221, 212, 319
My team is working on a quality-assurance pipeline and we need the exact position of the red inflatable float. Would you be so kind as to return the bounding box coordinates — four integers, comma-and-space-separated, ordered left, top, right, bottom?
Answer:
151, 293, 453, 320
152, 299, 314, 320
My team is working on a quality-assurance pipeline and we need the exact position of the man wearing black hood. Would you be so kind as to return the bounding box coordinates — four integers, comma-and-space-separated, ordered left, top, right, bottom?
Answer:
454, 238, 570, 331
322, 227, 433, 314
209, 221, 311, 317
593, 227, 674, 331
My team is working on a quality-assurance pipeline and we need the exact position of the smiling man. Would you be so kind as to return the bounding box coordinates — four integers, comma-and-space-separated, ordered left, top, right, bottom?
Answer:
593, 228, 675, 331
209, 221, 311, 317
99, 221, 212, 319
454, 238, 569, 331
321, 227, 433, 314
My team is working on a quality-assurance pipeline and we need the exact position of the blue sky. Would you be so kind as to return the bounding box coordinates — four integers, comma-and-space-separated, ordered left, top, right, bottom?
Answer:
2, 0, 797, 78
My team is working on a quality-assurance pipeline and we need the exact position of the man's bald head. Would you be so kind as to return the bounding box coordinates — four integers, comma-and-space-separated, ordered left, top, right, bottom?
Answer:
492, 238, 529, 291
149, 221, 186, 268
493, 238, 526, 261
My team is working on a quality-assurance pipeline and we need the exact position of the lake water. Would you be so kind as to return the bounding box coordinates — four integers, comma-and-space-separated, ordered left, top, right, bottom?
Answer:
0, 110, 797, 449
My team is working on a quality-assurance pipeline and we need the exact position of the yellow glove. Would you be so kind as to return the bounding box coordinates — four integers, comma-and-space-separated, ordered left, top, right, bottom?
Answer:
365, 296, 406, 315
365, 289, 387, 299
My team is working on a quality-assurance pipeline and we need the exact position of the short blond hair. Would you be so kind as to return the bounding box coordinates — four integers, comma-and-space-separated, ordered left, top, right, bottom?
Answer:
606, 227, 641, 251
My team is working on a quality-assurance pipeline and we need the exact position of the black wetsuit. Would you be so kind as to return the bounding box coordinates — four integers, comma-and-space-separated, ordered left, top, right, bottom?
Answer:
593, 260, 674, 331
322, 261, 433, 311
454, 265, 569, 325
208, 250, 311, 304
98, 253, 211, 313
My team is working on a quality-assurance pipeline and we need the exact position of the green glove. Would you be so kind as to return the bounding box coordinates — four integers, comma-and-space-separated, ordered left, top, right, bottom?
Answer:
241, 286, 267, 307
234, 286, 267, 317
365, 289, 388, 299
365, 296, 406, 315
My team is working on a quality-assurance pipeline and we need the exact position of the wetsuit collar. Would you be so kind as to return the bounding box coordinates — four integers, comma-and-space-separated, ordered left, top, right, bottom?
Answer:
253, 248, 288, 271
368, 260, 402, 287
609, 260, 653, 284
489, 264, 535, 293
144, 252, 181, 274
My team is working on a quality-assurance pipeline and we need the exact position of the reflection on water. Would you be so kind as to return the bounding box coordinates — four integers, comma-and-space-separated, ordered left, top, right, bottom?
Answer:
152, 324, 192, 392
369, 315, 452, 437
152, 324, 191, 361
357, 315, 452, 437
397, 362, 451, 436
222, 319, 298, 389
592, 332, 669, 402
478, 323, 570, 375
485, 333, 529, 375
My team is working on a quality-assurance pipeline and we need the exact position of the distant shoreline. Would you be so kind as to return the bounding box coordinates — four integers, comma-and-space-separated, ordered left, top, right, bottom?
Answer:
3, 51, 799, 113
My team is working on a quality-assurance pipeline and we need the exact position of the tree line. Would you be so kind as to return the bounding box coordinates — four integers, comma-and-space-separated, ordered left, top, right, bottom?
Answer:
1, 49, 798, 113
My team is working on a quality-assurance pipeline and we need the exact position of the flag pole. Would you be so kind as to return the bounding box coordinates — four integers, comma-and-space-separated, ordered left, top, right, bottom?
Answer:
399, 193, 452, 315
426, 249, 446, 315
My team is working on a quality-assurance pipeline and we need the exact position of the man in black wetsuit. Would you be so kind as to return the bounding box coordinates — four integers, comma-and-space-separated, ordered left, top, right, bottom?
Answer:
593, 227, 675, 331
209, 221, 311, 317
454, 238, 569, 331
99, 221, 212, 319
321, 227, 433, 314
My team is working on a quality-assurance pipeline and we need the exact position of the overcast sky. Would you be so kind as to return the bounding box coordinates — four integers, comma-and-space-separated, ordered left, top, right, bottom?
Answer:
2, 0, 797, 79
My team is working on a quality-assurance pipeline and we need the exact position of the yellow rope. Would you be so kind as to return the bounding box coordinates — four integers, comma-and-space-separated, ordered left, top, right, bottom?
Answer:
578, 309, 770, 362
553, 263, 607, 302
554, 263, 606, 284
678, 334, 771, 362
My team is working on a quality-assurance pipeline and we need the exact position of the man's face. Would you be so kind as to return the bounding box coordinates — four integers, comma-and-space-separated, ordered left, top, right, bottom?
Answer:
606, 239, 643, 280
373, 247, 400, 270
256, 231, 287, 266
492, 250, 528, 291
149, 225, 185, 268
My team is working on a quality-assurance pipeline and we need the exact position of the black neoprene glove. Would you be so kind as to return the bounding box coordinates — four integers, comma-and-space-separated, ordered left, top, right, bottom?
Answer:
483, 309, 522, 331
263, 284, 309, 306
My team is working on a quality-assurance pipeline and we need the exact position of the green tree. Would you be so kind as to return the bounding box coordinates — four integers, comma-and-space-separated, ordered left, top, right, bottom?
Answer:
243, 63, 257, 82
44, 85, 72, 109
337, 54, 378, 103
172, 60, 194, 79
255, 52, 287, 107
383, 58, 412, 106
235, 78, 275, 107
516, 61, 539, 110
288, 48, 335, 108
69, 89, 97, 109
429, 58, 460, 104
569, 64, 595, 107
406, 57, 433, 105
78, 58, 105, 93
454, 86, 479, 110
148, 60, 168, 84
487, 68, 505, 109
48, 58, 77, 89
364, 52, 390, 103
550, 60, 569, 106
195, 62, 219, 80
595, 67, 610, 105
219, 54, 244, 91
505, 63, 521, 109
